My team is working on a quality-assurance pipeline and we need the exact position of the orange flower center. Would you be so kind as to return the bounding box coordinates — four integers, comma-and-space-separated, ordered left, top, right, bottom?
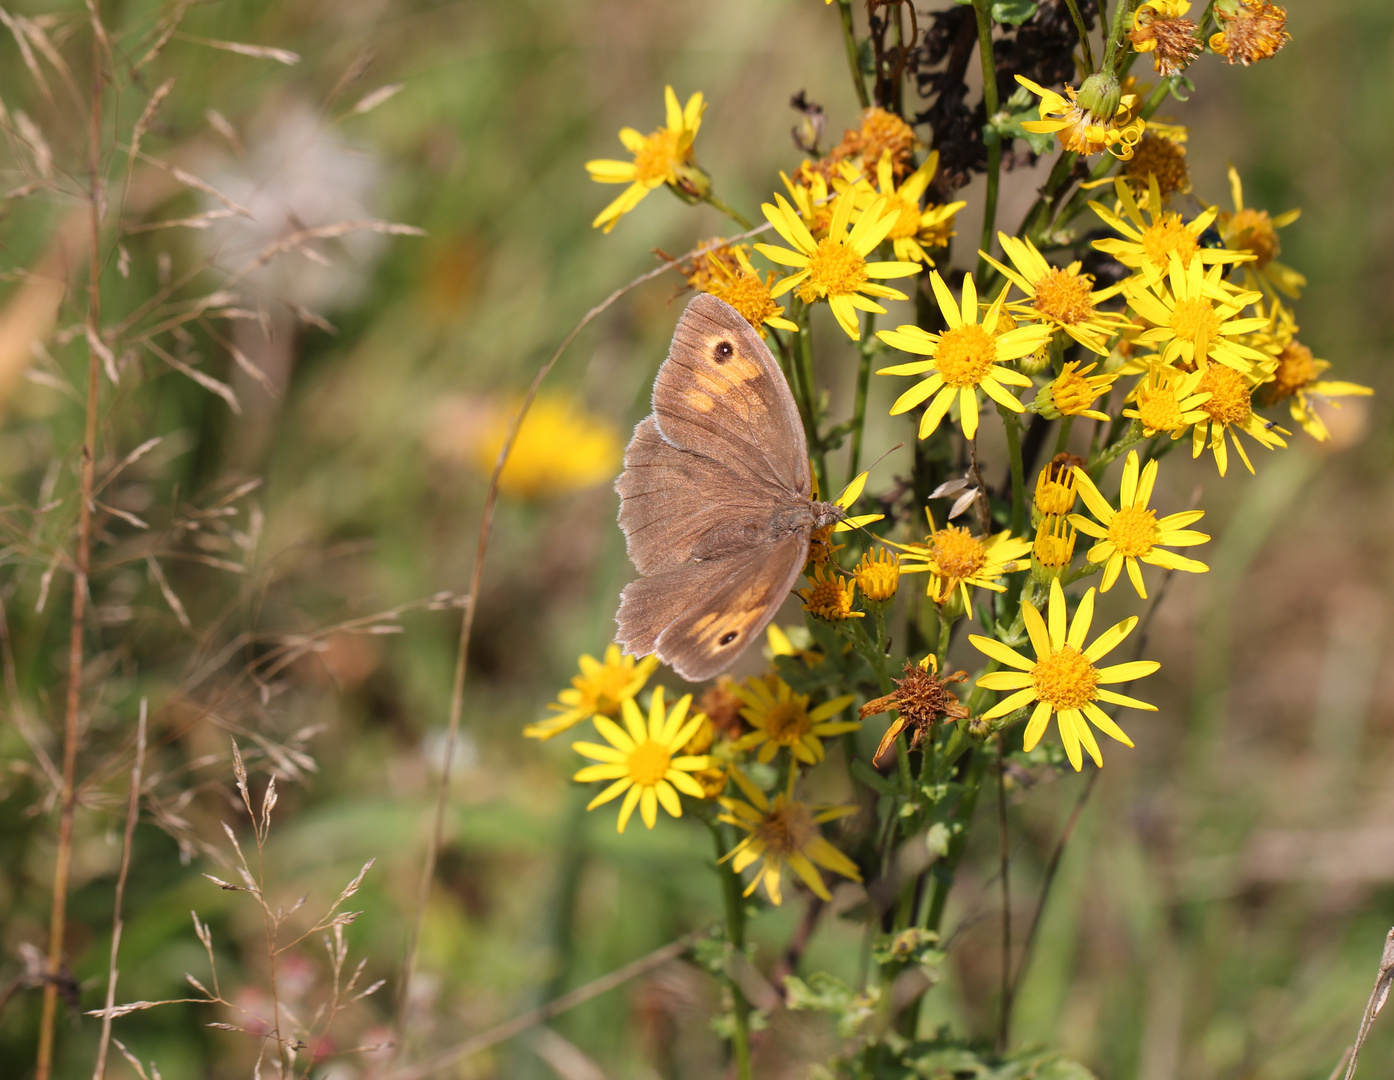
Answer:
1268, 342, 1318, 400
1032, 268, 1096, 325
1122, 134, 1191, 199
763, 700, 813, 745
1224, 208, 1279, 268
633, 129, 683, 185
1108, 504, 1160, 557
930, 526, 987, 580
799, 236, 868, 302
626, 740, 672, 786
1132, 382, 1188, 433
755, 798, 817, 857
1141, 216, 1199, 270
1198, 364, 1253, 426
1169, 297, 1222, 345
707, 271, 778, 333
935, 323, 997, 387
1031, 645, 1100, 710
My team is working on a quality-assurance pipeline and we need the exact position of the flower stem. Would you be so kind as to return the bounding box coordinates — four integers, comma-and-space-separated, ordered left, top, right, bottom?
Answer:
797, 311, 830, 497
1000, 404, 1027, 537
923, 746, 987, 933
849, 320, 877, 484
837, 0, 871, 109
711, 823, 754, 1080
1063, 0, 1097, 73
971, 0, 1002, 282
705, 192, 753, 230
1052, 414, 1075, 457
1101, 0, 1136, 73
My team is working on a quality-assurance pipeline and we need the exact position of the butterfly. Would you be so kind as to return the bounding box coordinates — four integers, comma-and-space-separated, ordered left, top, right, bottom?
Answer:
614, 294, 844, 681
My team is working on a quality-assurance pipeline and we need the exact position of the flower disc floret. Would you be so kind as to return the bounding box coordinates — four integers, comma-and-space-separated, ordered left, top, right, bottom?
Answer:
1031, 645, 1099, 710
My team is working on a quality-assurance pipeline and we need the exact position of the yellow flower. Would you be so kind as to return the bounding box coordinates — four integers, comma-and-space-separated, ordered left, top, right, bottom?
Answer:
586, 86, 708, 233
971, 580, 1160, 771
1068, 452, 1209, 598
849, 151, 966, 265
698, 245, 800, 337
780, 161, 837, 239
854, 547, 901, 602
1091, 176, 1250, 288
1249, 303, 1372, 442
526, 645, 661, 740
1033, 456, 1080, 517
877, 271, 1051, 439
1014, 74, 1146, 161
1189, 362, 1288, 476
1218, 165, 1305, 298
680, 237, 744, 293
982, 233, 1135, 355
731, 675, 858, 765
1120, 132, 1191, 206
1122, 363, 1212, 438
1038, 361, 1117, 422
1210, 0, 1290, 66
572, 687, 713, 832
757, 188, 920, 341
1124, 253, 1271, 374
799, 564, 864, 621
441, 394, 623, 500
1130, 0, 1202, 76
718, 769, 861, 905
827, 106, 918, 180
1031, 514, 1077, 582
898, 512, 1032, 610
766, 623, 826, 669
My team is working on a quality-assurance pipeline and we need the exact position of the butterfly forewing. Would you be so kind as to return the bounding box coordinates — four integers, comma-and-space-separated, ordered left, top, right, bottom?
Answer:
651, 294, 811, 497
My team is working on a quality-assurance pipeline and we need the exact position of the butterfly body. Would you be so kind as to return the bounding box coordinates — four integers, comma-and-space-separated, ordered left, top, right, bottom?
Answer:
614, 294, 842, 681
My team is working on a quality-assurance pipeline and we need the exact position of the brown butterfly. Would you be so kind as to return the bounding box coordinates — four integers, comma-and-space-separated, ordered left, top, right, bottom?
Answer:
614, 294, 844, 681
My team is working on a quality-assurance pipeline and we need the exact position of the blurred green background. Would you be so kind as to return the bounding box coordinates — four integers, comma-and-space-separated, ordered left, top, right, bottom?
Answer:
0, 1, 1391, 1077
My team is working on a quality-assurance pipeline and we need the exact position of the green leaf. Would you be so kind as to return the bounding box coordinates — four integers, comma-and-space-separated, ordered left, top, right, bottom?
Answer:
852, 757, 899, 797
991, 0, 1038, 24
993, 107, 1057, 156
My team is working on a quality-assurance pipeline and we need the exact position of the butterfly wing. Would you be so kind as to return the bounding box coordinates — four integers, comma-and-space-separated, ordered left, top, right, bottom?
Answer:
651, 293, 812, 498
615, 532, 808, 682
617, 417, 792, 576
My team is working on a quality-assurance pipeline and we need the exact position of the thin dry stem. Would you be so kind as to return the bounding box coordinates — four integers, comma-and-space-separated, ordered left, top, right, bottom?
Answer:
36, 8, 106, 1073
93, 700, 147, 1080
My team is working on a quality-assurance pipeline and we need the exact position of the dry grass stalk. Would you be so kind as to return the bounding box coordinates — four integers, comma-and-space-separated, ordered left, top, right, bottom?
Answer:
92, 699, 147, 1080
1341, 926, 1394, 1080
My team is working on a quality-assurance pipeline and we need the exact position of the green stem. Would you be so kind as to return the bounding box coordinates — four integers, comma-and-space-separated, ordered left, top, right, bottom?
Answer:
797, 312, 830, 497
849, 324, 877, 485
1019, 151, 1079, 244
711, 823, 754, 1080
1087, 419, 1145, 476
1052, 414, 1075, 457
704, 193, 753, 230
1063, 0, 1096, 73
837, 0, 871, 109
1001, 405, 1027, 537
1100, 0, 1136, 73
923, 746, 987, 933
970, 0, 1002, 281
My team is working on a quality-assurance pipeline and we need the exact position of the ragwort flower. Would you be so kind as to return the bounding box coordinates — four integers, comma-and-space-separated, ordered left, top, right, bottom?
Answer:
1037, 361, 1117, 422
800, 564, 864, 621
731, 675, 858, 765
982, 233, 1134, 355
1210, 0, 1290, 66
1091, 176, 1250, 288
1122, 364, 1212, 438
1250, 303, 1372, 441
898, 512, 1032, 610
1130, 0, 1202, 76
525, 644, 660, 740
971, 580, 1160, 771
1120, 131, 1191, 206
757, 188, 920, 341
586, 86, 708, 233
1068, 451, 1209, 598
861, 655, 970, 765
718, 769, 861, 905
1190, 362, 1288, 475
849, 150, 966, 265
1218, 165, 1305, 298
697, 245, 799, 337
1124, 253, 1271, 373
877, 271, 1051, 439
1014, 73, 1146, 161
572, 687, 711, 832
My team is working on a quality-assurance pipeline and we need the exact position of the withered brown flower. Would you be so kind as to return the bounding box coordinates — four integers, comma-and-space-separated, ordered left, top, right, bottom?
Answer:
861, 656, 970, 765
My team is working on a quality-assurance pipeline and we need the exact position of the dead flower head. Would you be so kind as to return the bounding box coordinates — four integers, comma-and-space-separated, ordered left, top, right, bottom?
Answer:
863, 656, 970, 765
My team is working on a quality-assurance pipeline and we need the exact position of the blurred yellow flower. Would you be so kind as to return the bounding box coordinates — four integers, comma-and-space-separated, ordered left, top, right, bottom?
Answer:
1218, 165, 1305, 298
971, 580, 1160, 771
586, 86, 708, 233
1120, 131, 1191, 205
718, 769, 861, 905
1250, 303, 1372, 441
1210, 0, 1290, 66
1068, 451, 1209, 598
732, 675, 858, 765
525, 645, 659, 741
572, 687, 711, 832
459, 395, 622, 500
757, 188, 919, 341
